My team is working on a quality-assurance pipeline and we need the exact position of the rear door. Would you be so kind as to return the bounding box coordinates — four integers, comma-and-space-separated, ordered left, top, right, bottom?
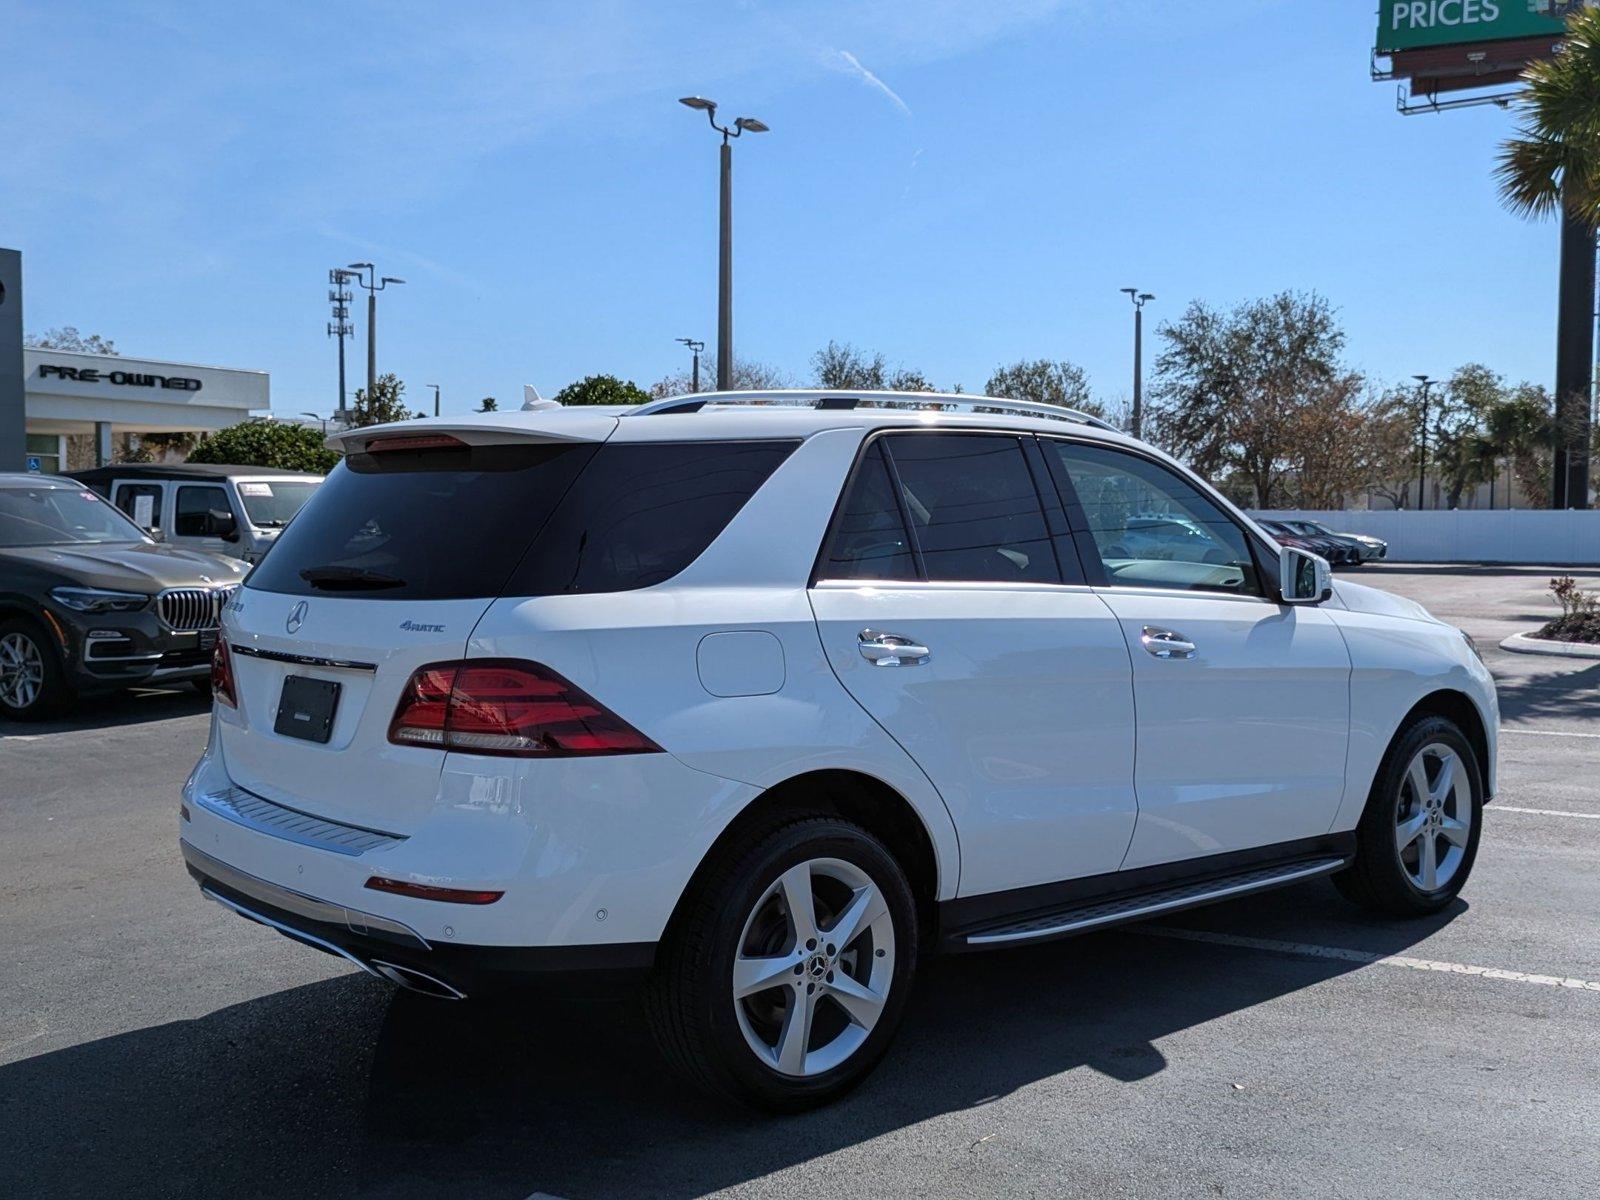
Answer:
111, 480, 164, 535
808, 431, 1138, 897
218, 428, 609, 834
1042, 438, 1350, 870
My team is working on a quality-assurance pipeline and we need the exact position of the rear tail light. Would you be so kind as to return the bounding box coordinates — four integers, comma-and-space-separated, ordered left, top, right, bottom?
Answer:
211, 640, 237, 709
388, 659, 661, 757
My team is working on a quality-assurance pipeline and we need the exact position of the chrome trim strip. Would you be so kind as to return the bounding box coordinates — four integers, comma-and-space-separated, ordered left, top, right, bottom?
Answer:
190, 784, 406, 855
201, 885, 386, 980
965, 857, 1348, 947
182, 840, 429, 949
230, 644, 378, 672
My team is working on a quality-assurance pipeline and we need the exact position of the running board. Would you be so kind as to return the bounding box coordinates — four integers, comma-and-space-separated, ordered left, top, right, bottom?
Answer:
961, 856, 1349, 948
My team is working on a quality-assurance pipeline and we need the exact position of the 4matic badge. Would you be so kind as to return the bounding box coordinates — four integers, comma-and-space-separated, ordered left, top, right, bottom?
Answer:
399, 620, 445, 633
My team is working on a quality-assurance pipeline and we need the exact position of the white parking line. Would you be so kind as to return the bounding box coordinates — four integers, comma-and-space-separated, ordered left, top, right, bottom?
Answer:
1134, 927, 1600, 993
1501, 727, 1600, 740
1494, 805, 1600, 820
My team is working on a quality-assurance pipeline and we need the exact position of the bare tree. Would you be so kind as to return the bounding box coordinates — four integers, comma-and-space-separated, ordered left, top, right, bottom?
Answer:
649, 354, 791, 398
25, 327, 119, 355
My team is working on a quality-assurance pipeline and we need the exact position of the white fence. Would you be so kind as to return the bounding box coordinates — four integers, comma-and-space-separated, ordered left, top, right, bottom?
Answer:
1258, 510, 1600, 565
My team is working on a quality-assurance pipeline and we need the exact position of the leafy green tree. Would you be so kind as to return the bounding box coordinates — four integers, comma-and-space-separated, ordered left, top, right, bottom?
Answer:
188, 420, 340, 472
25, 327, 118, 355
477, 396, 498, 412
1496, 6, 1600, 505
985, 359, 1102, 416
1496, 5, 1600, 222
552, 374, 651, 406
350, 373, 422, 427
1150, 291, 1353, 507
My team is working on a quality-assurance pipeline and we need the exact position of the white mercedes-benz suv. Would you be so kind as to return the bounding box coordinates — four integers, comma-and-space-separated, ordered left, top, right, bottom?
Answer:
182, 391, 1497, 1110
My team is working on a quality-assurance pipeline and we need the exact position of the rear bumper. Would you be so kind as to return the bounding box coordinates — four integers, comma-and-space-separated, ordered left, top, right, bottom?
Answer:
183, 839, 653, 997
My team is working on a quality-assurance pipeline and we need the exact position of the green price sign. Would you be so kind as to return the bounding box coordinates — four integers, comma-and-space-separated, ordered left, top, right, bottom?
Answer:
1376, 1, 1576, 54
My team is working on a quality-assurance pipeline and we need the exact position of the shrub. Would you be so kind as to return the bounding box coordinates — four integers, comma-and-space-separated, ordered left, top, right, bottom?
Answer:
188, 420, 340, 473
1538, 576, 1600, 644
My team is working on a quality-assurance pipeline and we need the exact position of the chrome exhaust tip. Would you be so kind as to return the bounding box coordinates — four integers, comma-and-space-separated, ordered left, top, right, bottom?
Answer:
369, 959, 467, 1001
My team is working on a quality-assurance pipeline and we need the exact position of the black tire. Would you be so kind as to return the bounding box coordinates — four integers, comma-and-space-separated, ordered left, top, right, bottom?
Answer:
0, 616, 71, 721
190, 677, 214, 696
645, 815, 919, 1112
1333, 714, 1483, 917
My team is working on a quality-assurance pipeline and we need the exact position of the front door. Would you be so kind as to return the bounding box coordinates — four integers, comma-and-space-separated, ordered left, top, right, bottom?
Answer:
808, 432, 1138, 898
173, 482, 239, 555
1043, 438, 1351, 870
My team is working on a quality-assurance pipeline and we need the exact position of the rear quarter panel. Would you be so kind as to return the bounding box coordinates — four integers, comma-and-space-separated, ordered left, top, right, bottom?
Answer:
462, 426, 963, 904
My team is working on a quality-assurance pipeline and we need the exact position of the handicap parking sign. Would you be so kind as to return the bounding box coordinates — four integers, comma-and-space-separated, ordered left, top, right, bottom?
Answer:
25, 456, 42, 472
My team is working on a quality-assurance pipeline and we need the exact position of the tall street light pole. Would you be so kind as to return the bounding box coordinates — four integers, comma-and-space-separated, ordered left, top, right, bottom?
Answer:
428, 384, 440, 417
679, 97, 768, 391
347, 263, 405, 405
677, 337, 705, 392
1413, 374, 1435, 511
1120, 288, 1155, 438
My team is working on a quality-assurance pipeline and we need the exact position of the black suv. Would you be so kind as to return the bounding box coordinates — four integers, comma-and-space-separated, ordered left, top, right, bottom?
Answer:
0, 474, 248, 719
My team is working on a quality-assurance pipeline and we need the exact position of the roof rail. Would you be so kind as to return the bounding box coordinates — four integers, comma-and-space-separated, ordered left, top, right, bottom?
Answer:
628, 389, 1122, 432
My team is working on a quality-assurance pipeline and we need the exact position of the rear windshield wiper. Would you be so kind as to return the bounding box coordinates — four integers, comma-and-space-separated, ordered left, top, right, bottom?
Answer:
297, 566, 406, 590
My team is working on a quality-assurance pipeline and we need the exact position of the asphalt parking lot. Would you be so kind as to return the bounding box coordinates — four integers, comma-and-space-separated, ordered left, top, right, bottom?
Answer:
2, 564, 1597, 1199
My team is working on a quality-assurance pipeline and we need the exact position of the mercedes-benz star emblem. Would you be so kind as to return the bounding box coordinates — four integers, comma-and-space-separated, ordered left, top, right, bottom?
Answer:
285, 600, 308, 635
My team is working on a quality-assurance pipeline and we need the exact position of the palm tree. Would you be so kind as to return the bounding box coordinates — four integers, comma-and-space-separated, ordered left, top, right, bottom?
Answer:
1495, 6, 1600, 508
1496, 6, 1600, 220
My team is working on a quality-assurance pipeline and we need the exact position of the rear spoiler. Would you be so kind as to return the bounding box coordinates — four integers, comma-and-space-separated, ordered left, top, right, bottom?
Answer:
326, 413, 618, 455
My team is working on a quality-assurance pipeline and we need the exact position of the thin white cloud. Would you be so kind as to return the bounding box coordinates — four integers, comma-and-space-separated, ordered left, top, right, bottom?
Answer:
832, 50, 913, 118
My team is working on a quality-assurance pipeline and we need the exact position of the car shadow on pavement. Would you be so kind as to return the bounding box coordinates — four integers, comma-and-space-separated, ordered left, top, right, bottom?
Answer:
0, 685, 210, 738
1495, 662, 1600, 726
0, 880, 1462, 1200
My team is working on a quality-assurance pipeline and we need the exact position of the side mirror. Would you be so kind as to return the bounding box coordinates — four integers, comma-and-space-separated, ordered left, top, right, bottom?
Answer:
1279, 545, 1331, 604
205, 509, 240, 541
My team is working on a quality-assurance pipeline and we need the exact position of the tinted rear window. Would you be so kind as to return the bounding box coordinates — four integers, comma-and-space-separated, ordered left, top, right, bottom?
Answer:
247, 439, 794, 600
507, 440, 797, 595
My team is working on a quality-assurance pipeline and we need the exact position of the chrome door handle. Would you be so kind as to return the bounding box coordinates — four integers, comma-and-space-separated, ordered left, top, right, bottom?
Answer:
858, 629, 931, 667
1141, 626, 1196, 660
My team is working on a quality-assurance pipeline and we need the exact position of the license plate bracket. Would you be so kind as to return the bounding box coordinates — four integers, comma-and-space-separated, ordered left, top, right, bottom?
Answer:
274, 675, 341, 744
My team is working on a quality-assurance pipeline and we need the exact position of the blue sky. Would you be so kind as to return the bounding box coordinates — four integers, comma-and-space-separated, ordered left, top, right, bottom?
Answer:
0, 0, 1565, 417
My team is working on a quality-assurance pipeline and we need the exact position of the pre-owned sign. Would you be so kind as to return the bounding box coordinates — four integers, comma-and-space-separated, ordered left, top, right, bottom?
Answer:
36, 363, 203, 392
1376, 1, 1578, 54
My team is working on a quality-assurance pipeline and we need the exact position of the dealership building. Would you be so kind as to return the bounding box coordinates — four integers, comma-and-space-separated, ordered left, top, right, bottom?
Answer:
19, 348, 269, 473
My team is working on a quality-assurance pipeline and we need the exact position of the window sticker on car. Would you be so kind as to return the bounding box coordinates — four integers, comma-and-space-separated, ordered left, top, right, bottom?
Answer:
132, 494, 154, 528
238, 483, 274, 497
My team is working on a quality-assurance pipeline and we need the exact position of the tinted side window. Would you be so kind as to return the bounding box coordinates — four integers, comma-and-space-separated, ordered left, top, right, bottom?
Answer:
883, 434, 1057, 584
818, 442, 917, 581
510, 440, 797, 595
174, 485, 230, 537
114, 483, 163, 530
1047, 441, 1261, 596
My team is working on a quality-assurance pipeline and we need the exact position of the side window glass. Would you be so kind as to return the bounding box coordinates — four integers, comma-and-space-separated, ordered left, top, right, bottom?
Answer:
174, 485, 231, 537
1048, 441, 1260, 596
114, 483, 163, 530
819, 443, 917, 581
884, 434, 1057, 584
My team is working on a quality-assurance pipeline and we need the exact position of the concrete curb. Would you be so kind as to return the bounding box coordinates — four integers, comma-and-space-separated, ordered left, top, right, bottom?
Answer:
1498, 631, 1600, 660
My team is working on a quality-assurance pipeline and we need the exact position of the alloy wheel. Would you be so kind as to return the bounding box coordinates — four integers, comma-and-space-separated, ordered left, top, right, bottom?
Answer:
732, 857, 896, 1078
0, 631, 44, 711
1395, 742, 1473, 892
